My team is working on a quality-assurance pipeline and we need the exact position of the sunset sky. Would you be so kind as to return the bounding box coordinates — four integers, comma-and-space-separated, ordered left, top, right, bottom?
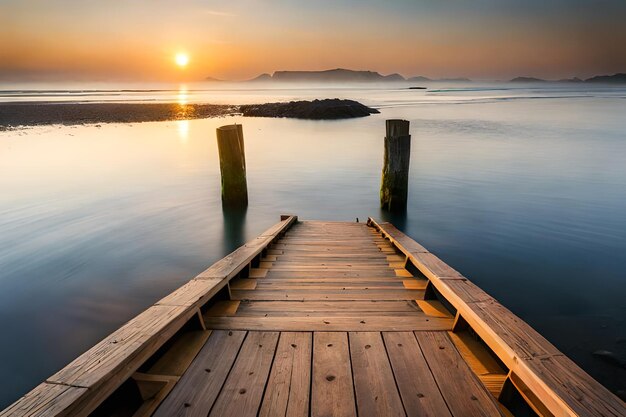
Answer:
1, 0, 625, 82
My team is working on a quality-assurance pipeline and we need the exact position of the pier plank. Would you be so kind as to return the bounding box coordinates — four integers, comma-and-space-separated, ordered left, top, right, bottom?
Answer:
0, 383, 87, 417
312, 332, 357, 417
236, 300, 422, 313
415, 331, 503, 416
203, 315, 453, 331
384, 332, 452, 417
349, 332, 405, 417
209, 331, 280, 417
231, 288, 425, 301
153, 330, 246, 417
259, 332, 312, 417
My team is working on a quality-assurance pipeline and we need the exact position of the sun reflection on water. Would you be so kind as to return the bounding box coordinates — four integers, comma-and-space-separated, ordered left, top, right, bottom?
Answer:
177, 85, 188, 105
177, 120, 189, 143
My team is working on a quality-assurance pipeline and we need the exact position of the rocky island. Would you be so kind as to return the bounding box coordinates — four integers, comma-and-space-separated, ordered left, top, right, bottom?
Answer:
239, 99, 379, 119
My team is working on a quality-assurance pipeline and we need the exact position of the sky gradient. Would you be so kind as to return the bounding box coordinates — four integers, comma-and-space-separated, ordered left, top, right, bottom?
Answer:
1, 0, 625, 81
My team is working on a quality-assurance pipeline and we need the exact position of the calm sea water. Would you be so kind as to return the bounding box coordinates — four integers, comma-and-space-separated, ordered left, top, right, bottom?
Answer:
1, 83, 625, 407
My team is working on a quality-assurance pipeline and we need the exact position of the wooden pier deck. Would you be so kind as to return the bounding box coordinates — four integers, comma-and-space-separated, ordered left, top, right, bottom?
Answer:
2, 216, 625, 417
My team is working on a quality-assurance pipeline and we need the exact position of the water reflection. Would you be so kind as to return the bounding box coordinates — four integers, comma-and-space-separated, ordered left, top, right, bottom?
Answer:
1, 88, 626, 407
177, 120, 189, 143
221, 206, 248, 253
380, 209, 407, 231
177, 84, 188, 105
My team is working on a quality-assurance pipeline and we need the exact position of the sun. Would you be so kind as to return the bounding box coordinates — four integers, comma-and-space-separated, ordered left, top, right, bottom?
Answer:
175, 53, 189, 68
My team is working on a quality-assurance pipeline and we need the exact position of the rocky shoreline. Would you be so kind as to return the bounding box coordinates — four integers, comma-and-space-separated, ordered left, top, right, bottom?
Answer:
0, 99, 379, 129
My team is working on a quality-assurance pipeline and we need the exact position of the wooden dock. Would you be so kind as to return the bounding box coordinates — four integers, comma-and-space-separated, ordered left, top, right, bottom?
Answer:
2, 216, 625, 417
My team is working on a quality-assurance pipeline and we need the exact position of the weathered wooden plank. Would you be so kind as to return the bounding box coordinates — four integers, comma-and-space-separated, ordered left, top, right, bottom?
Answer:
155, 278, 225, 308
49, 305, 192, 388
0, 383, 88, 417
153, 330, 246, 417
232, 288, 425, 301
269, 264, 393, 270
529, 355, 626, 417
258, 215, 298, 238
208, 331, 279, 417
265, 270, 398, 278
383, 332, 452, 417
259, 332, 312, 417
312, 332, 356, 417
236, 300, 422, 313
258, 277, 407, 283
415, 332, 503, 416
409, 252, 463, 279
349, 332, 405, 417
233, 310, 429, 317
367, 220, 429, 254
275, 240, 381, 246
272, 244, 382, 252
255, 282, 407, 290
369, 218, 626, 416
277, 254, 387, 260
275, 255, 390, 261
203, 315, 452, 331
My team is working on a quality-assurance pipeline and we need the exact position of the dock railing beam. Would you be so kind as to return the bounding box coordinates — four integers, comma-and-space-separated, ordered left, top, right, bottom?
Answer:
216, 123, 248, 208
380, 119, 411, 211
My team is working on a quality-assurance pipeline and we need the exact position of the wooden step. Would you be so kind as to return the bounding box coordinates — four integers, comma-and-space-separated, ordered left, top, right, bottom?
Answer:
202, 316, 453, 331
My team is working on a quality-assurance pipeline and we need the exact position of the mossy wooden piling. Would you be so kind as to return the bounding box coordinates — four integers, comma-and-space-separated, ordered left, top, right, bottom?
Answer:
380, 119, 411, 211
216, 124, 248, 207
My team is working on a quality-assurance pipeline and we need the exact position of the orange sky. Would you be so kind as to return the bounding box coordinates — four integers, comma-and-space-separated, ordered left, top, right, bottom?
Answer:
1, 0, 625, 82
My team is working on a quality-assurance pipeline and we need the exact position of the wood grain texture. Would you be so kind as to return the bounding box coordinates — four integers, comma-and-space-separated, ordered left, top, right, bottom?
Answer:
231, 289, 425, 301
383, 332, 452, 417
209, 331, 279, 417
312, 332, 356, 417
235, 300, 423, 313
153, 330, 246, 417
259, 332, 312, 417
369, 217, 626, 417
203, 315, 452, 332
415, 331, 503, 417
0, 383, 87, 417
349, 332, 405, 417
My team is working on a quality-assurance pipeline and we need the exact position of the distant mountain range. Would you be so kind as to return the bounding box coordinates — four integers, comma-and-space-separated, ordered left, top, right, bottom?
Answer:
208, 69, 470, 83
510, 73, 626, 83
205, 68, 626, 84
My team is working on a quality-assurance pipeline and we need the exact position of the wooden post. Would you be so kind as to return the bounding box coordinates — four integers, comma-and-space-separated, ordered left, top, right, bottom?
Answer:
380, 119, 411, 211
216, 124, 248, 207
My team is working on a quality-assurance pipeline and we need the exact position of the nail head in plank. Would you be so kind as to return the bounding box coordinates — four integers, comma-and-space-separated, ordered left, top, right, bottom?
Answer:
153, 330, 246, 417
312, 332, 357, 417
203, 316, 452, 332
208, 331, 280, 417
259, 332, 312, 417
415, 331, 503, 417
349, 332, 405, 417
383, 332, 453, 417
